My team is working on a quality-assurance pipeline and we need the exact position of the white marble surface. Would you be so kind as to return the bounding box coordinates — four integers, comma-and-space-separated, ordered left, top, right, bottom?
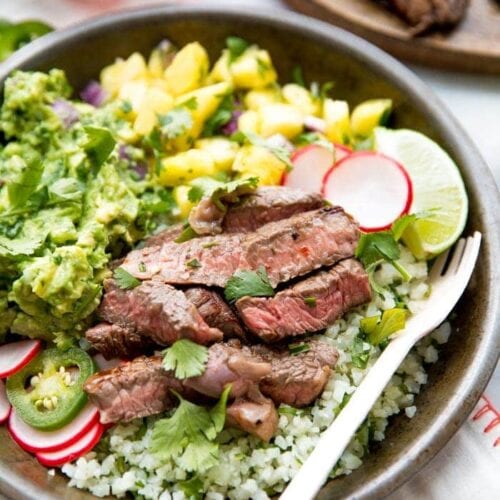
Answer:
0, 1, 498, 499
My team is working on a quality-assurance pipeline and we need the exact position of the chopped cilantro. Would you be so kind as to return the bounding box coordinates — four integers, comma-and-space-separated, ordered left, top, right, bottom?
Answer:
202, 94, 234, 137
303, 296, 317, 308
243, 131, 293, 170
7, 151, 42, 209
350, 336, 370, 369
120, 100, 132, 114
150, 385, 231, 473
310, 81, 334, 102
295, 132, 334, 153
226, 36, 249, 63
292, 65, 306, 88
178, 477, 204, 500
256, 57, 271, 77
113, 267, 141, 290
278, 405, 298, 416
361, 308, 407, 346
186, 258, 202, 269
224, 266, 274, 302
158, 107, 193, 140
138, 262, 146, 272
83, 126, 116, 168
288, 342, 311, 355
162, 339, 208, 379
175, 225, 198, 243
202, 241, 219, 249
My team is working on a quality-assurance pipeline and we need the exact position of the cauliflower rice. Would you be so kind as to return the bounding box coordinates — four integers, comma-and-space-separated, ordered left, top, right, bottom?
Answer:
62, 246, 451, 499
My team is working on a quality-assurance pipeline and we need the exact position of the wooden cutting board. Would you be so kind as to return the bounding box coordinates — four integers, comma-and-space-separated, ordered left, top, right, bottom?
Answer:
284, 0, 500, 74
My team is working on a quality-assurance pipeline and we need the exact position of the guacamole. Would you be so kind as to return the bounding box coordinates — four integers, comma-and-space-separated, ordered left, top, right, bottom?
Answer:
0, 69, 174, 347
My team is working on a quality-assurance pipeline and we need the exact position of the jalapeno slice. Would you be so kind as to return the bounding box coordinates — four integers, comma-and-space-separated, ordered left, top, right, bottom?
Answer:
6, 347, 96, 431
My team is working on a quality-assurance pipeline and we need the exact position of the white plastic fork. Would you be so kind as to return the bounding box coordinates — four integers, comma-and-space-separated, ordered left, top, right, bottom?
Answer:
281, 232, 482, 500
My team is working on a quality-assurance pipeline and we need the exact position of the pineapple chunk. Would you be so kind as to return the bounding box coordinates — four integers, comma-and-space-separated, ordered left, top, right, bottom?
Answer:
282, 84, 321, 116
159, 149, 216, 186
350, 99, 393, 137
323, 99, 351, 144
237, 110, 260, 135
101, 52, 148, 96
173, 185, 196, 219
172, 82, 232, 150
244, 87, 282, 110
207, 50, 232, 84
118, 81, 148, 116
230, 48, 277, 89
195, 138, 239, 172
133, 88, 174, 136
164, 42, 209, 96
258, 104, 303, 139
233, 145, 286, 186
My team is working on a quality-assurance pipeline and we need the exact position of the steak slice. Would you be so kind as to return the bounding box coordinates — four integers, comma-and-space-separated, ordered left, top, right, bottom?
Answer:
99, 279, 223, 346
184, 287, 245, 340
85, 323, 155, 360
251, 339, 338, 407
120, 207, 359, 287
236, 259, 371, 342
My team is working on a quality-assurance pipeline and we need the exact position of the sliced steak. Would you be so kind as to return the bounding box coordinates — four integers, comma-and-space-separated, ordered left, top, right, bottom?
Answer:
143, 224, 183, 248
251, 339, 338, 407
236, 258, 371, 342
99, 279, 223, 346
183, 287, 245, 340
120, 207, 359, 287
85, 323, 156, 360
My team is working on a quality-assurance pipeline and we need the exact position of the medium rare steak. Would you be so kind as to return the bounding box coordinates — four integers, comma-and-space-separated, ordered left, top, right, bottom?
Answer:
251, 339, 338, 407
120, 207, 359, 287
236, 259, 371, 342
99, 279, 223, 346
184, 287, 245, 339
85, 323, 155, 359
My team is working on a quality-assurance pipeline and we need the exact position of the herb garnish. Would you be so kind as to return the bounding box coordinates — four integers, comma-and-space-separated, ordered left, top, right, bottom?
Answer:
83, 126, 116, 168
292, 65, 306, 88
162, 339, 209, 379
138, 262, 147, 272
0, 20, 53, 62
186, 258, 202, 269
113, 267, 141, 290
288, 342, 311, 355
304, 297, 317, 308
224, 266, 275, 302
361, 308, 407, 346
226, 36, 250, 63
202, 94, 234, 137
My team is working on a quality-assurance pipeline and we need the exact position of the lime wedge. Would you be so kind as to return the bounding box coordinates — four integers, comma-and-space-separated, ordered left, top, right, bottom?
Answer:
374, 127, 468, 259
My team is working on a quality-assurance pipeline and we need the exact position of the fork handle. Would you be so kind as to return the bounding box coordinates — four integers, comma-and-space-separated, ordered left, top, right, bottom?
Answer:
280, 332, 417, 500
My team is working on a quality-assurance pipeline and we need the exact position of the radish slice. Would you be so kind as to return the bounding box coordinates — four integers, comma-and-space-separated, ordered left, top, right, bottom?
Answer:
8, 402, 99, 453
322, 152, 413, 232
0, 380, 10, 424
93, 354, 121, 372
36, 421, 104, 467
284, 144, 335, 193
0, 340, 41, 378
334, 144, 351, 164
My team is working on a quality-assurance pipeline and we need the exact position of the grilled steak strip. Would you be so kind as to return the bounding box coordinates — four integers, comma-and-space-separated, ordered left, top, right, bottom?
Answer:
236, 259, 371, 342
99, 279, 223, 346
85, 323, 156, 360
120, 207, 359, 287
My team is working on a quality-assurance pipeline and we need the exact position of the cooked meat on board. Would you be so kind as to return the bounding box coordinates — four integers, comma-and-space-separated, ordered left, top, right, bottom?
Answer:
236, 258, 371, 342
379, 0, 470, 34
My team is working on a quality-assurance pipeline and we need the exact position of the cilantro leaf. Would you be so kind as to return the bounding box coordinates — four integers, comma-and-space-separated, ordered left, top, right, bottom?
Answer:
202, 94, 234, 137
391, 213, 417, 241
83, 126, 116, 168
361, 308, 406, 346
304, 296, 317, 308
113, 267, 141, 290
7, 152, 43, 209
175, 225, 199, 243
292, 65, 306, 88
178, 477, 204, 500
224, 266, 274, 302
243, 131, 293, 170
295, 132, 334, 153
350, 336, 370, 369
158, 107, 193, 140
226, 36, 249, 63
162, 339, 208, 379
186, 258, 202, 269
288, 342, 311, 355
310, 81, 334, 102
0, 20, 52, 62
150, 385, 231, 473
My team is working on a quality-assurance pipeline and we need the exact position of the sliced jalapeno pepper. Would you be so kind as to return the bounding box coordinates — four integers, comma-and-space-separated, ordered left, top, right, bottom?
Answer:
6, 347, 96, 431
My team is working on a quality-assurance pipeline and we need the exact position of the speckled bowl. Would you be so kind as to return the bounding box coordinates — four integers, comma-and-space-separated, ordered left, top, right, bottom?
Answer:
0, 5, 499, 499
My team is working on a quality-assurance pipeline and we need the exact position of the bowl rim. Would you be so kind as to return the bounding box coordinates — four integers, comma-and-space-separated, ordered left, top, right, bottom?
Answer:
0, 4, 499, 499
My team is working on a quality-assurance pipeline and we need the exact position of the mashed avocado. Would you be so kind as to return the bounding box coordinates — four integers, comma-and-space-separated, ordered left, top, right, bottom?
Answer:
0, 70, 174, 346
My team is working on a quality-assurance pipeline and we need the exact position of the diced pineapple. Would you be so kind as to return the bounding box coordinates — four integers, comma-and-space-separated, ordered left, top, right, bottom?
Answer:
195, 138, 239, 172
118, 80, 149, 116
244, 87, 282, 110
207, 50, 232, 84
233, 145, 286, 186
173, 185, 196, 219
148, 48, 166, 79
323, 99, 351, 144
159, 149, 216, 186
133, 88, 174, 136
101, 52, 148, 96
173, 82, 232, 150
282, 84, 321, 116
230, 48, 277, 89
164, 42, 209, 96
237, 110, 261, 135
350, 99, 393, 137
258, 104, 303, 139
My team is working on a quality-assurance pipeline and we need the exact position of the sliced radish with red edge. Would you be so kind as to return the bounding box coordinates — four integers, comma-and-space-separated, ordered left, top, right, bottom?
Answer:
0, 340, 41, 378
322, 152, 413, 232
0, 380, 10, 424
284, 144, 335, 193
36, 421, 104, 467
334, 144, 351, 164
93, 354, 121, 372
8, 402, 99, 453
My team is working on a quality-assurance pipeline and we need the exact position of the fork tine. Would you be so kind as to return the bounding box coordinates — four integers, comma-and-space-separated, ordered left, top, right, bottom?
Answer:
445, 237, 466, 275
429, 247, 451, 281
458, 232, 482, 281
